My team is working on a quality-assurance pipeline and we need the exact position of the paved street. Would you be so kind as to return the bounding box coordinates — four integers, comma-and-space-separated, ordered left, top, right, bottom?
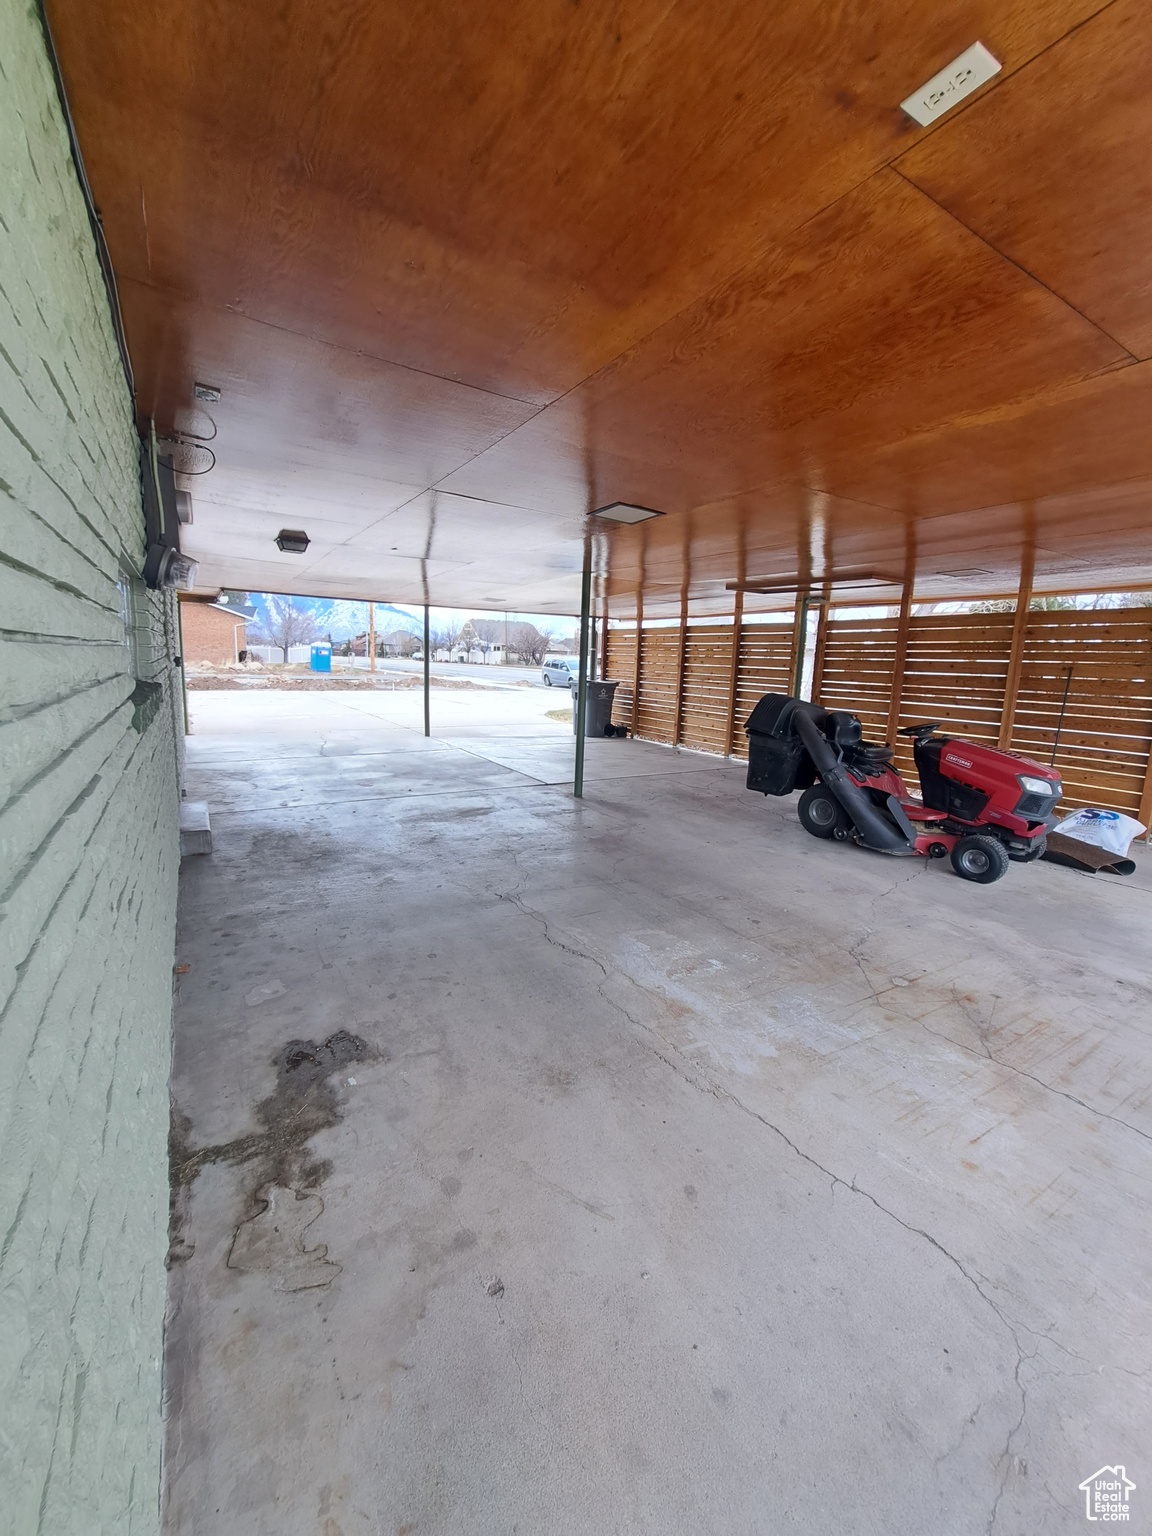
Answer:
336, 656, 572, 690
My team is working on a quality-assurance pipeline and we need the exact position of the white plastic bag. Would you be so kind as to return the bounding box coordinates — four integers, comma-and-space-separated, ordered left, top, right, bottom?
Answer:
1056, 808, 1147, 856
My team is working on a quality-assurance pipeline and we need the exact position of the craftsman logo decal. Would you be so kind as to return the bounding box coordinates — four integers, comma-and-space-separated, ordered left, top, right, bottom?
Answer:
944, 753, 973, 769
1079, 1466, 1135, 1521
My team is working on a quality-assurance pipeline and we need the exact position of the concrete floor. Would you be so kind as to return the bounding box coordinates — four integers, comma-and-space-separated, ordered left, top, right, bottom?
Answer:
167, 690, 1152, 1535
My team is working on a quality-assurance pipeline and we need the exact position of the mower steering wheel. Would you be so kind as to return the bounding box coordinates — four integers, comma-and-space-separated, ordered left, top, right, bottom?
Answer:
897, 721, 941, 740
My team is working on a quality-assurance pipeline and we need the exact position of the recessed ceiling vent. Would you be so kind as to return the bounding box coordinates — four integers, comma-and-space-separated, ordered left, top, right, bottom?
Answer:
592, 502, 663, 524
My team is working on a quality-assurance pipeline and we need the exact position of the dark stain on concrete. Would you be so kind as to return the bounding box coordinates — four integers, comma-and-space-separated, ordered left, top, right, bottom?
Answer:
539, 1064, 578, 1094
168, 1029, 376, 1267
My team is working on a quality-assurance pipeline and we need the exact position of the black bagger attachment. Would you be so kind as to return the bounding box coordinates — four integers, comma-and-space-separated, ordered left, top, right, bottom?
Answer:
744, 694, 815, 795
743, 692, 915, 854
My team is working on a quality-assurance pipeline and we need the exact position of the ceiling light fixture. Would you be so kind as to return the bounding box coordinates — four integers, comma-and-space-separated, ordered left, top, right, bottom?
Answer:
592, 502, 663, 524
193, 382, 222, 402
727, 569, 900, 595
275, 529, 310, 554
901, 42, 1001, 127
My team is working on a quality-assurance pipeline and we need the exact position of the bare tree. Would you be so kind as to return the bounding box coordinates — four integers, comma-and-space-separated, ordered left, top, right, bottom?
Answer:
970, 595, 1080, 615
507, 621, 554, 665
250, 596, 321, 661
1083, 591, 1152, 609
431, 617, 463, 655
506, 621, 533, 664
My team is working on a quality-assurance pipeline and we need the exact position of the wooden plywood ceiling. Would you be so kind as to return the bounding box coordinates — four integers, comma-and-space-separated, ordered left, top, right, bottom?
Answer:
46, 0, 1152, 615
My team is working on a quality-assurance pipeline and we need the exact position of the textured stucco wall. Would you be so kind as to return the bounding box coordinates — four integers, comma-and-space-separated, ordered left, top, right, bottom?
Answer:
0, 3, 180, 1530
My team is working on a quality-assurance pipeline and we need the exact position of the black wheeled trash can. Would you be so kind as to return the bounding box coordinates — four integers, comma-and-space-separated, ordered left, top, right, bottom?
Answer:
573, 679, 622, 736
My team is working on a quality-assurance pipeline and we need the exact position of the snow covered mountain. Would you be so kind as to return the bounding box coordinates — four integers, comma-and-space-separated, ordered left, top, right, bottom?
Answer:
247, 595, 421, 641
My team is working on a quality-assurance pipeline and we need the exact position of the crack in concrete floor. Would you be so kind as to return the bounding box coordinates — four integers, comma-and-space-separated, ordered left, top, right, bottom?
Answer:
493, 881, 1132, 1533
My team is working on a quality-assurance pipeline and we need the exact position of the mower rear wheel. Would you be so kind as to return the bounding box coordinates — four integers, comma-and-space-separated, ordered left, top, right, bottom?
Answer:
951, 834, 1010, 884
798, 785, 852, 840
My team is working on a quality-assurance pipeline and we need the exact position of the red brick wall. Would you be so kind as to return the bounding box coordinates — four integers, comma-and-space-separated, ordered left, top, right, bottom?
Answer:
179, 603, 246, 665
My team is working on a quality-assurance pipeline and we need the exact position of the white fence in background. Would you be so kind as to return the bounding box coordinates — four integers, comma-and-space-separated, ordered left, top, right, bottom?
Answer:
244, 645, 530, 668
246, 644, 314, 663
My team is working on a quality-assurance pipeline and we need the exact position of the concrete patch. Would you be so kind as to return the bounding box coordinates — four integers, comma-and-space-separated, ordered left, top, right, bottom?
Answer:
227, 1186, 341, 1291
168, 1029, 375, 1271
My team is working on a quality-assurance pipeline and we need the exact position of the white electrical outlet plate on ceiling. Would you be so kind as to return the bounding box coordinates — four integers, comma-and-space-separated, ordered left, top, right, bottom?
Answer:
901, 42, 1001, 127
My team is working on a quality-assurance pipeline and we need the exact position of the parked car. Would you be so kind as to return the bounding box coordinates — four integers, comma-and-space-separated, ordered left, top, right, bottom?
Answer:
542, 656, 580, 688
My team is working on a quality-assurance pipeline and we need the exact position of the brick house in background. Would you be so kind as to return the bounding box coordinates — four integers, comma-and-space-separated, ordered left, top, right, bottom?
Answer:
179, 597, 248, 664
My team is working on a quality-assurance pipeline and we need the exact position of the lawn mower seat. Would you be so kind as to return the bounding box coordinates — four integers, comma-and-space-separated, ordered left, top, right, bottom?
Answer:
827, 710, 862, 747
827, 709, 894, 765
849, 742, 895, 764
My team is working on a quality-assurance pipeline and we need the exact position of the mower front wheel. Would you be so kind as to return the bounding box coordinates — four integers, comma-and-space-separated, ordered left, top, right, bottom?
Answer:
951, 834, 1010, 884
797, 785, 852, 840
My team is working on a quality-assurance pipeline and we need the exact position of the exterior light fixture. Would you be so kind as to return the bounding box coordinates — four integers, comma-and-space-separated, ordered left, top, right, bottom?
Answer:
140, 429, 196, 589
592, 502, 663, 524
275, 529, 310, 553
147, 548, 199, 590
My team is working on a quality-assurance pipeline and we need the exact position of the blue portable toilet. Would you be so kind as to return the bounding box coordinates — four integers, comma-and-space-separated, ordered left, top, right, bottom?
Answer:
310, 642, 332, 673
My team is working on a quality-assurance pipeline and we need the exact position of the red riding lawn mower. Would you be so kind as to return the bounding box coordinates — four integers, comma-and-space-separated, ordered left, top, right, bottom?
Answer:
745, 694, 1063, 883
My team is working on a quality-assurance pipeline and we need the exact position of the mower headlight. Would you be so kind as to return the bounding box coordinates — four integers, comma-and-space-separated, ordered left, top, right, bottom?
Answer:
1018, 774, 1058, 797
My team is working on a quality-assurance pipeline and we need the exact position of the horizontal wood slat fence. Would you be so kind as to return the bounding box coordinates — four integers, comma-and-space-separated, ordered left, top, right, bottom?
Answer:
817, 612, 1015, 784
606, 606, 1152, 823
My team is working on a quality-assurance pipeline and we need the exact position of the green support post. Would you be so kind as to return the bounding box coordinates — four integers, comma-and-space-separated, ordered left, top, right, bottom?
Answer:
423, 604, 430, 736
792, 594, 810, 698
573, 536, 592, 797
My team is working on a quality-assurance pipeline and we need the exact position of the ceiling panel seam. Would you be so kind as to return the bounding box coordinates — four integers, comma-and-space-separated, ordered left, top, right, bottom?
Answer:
326, 397, 565, 554
887, 163, 1137, 364
831, 0, 1123, 236
890, 0, 1121, 150
113, 2, 1132, 536
445, 0, 1128, 495
122, 275, 545, 410
864, 357, 1152, 462
485, 1, 1123, 424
